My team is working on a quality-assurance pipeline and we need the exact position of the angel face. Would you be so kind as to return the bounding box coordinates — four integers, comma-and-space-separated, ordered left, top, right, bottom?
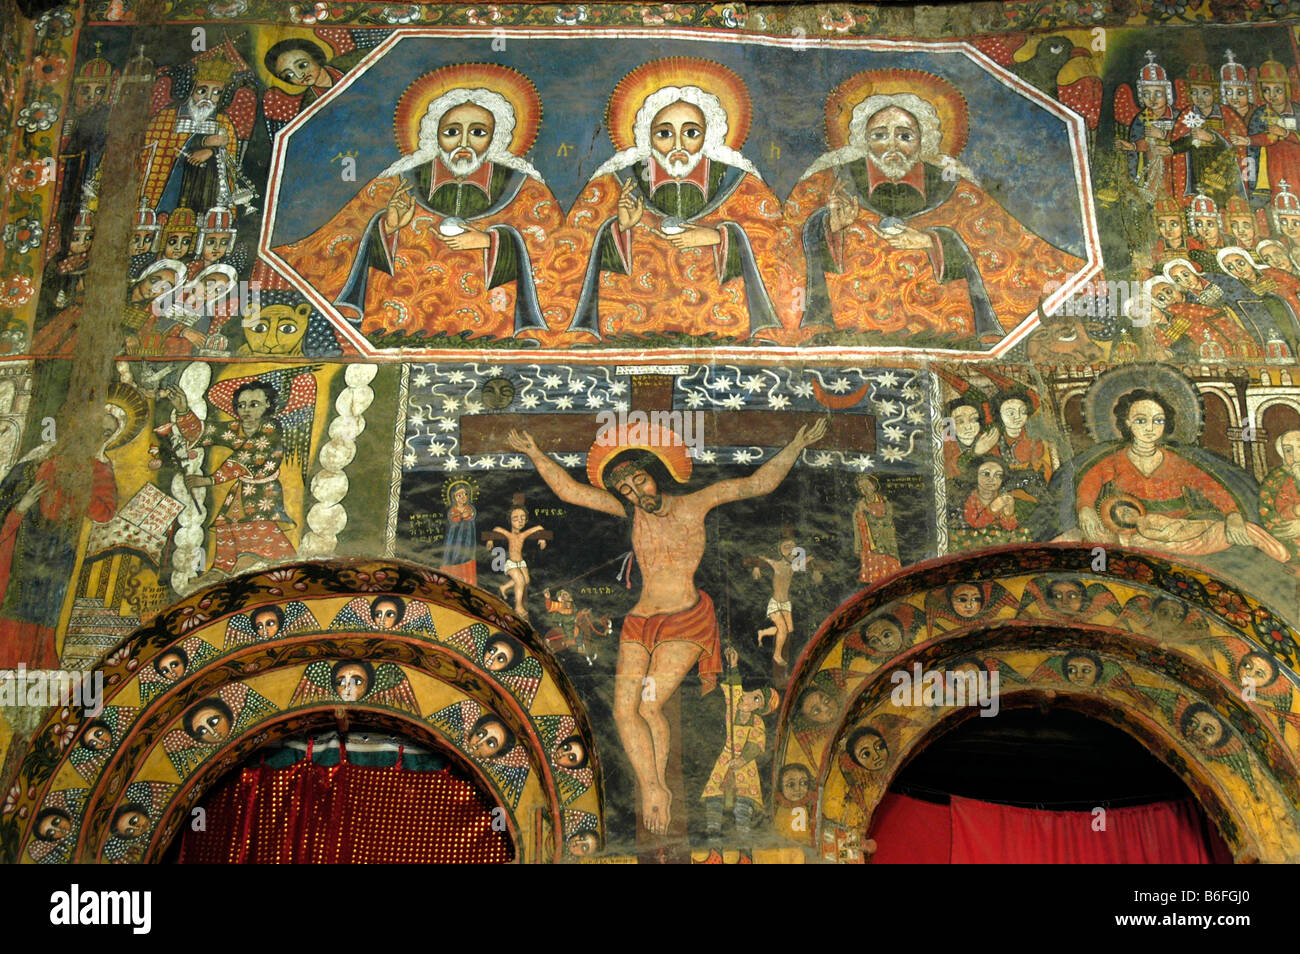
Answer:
233, 386, 272, 433
851, 730, 888, 772
863, 618, 903, 656
1239, 652, 1278, 689
1046, 581, 1086, 616
1229, 215, 1257, 247
1182, 707, 1225, 751
482, 637, 517, 673
113, 806, 149, 840
81, 722, 112, 751
949, 584, 985, 620
1063, 653, 1101, 687
35, 809, 72, 842
566, 832, 598, 857
556, 736, 587, 769
468, 718, 508, 759
799, 689, 834, 725
333, 663, 370, 702
1222, 84, 1251, 116
779, 766, 811, 803
155, 651, 187, 682
187, 704, 231, 745
163, 230, 194, 259
273, 49, 326, 88
252, 608, 282, 639
371, 598, 402, 630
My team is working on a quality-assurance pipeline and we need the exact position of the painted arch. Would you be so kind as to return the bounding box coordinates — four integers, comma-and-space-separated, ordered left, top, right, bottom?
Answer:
773, 545, 1300, 863
3, 560, 602, 864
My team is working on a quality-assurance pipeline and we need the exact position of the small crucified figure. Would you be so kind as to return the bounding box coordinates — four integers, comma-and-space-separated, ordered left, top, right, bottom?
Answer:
482, 499, 549, 619
745, 529, 821, 666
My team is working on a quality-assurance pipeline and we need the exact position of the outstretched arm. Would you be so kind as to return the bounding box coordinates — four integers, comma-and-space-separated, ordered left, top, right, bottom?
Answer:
507, 430, 624, 517
691, 419, 828, 512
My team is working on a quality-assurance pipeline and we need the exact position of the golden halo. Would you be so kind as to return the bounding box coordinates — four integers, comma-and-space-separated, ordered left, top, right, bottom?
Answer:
393, 63, 541, 158
442, 475, 478, 506
586, 425, 692, 489
105, 382, 149, 452
606, 57, 751, 153
824, 69, 969, 157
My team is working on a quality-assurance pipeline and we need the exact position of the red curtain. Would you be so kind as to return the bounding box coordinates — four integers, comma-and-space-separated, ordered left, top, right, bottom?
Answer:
869, 793, 1234, 864
180, 748, 513, 864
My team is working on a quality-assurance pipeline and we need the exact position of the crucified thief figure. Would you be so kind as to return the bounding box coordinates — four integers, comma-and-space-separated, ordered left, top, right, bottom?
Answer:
483, 498, 548, 619
507, 418, 827, 834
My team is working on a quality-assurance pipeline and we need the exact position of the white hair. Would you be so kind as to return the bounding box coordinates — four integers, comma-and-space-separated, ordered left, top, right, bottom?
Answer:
800, 92, 977, 184
1161, 257, 1201, 280
381, 87, 544, 183
589, 85, 761, 182
1217, 245, 1260, 271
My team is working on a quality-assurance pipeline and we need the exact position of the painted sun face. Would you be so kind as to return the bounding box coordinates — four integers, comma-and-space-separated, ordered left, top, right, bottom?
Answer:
189, 705, 231, 745
438, 103, 495, 164
650, 100, 706, 171
950, 584, 985, 619
1064, 657, 1100, 686
1125, 398, 1168, 445
480, 377, 515, 410
468, 721, 507, 759
852, 733, 889, 772
334, 664, 369, 702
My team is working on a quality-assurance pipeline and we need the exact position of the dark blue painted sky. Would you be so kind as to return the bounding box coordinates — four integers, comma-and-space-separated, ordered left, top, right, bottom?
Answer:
269, 37, 1086, 255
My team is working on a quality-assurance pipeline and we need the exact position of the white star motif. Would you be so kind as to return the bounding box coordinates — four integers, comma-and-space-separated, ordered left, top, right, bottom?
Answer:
445, 457, 460, 470
876, 371, 900, 388
613, 400, 628, 412
408, 409, 426, 428
853, 454, 874, 470
732, 448, 758, 463
428, 443, 448, 457
446, 371, 466, 384
559, 454, 582, 467
586, 392, 605, 408
874, 400, 899, 417
901, 385, 920, 401
412, 369, 431, 388
542, 375, 562, 388
697, 449, 716, 463
685, 391, 705, 408
402, 452, 417, 469
520, 393, 540, 408
505, 456, 524, 469
555, 396, 574, 409
769, 393, 790, 410
441, 397, 459, 413
813, 451, 834, 466
438, 417, 456, 432
710, 377, 732, 391
721, 394, 745, 410
906, 408, 925, 424
881, 446, 905, 463
742, 374, 764, 393
828, 377, 851, 393
568, 379, 586, 393
791, 381, 814, 398
485, 366, 503, 377
609, 381, 627, 395
884, 424, 904, 442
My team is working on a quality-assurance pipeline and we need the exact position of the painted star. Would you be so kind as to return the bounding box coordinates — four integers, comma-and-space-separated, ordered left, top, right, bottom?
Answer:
884, 424, 904, 443
463, 399, 483, 415
520, 393, 540, 408
881, 446, 905, 463
828, 377, 851, 393
437, 417, 457, 432
769, 393, 790, 410
555, 396, 574, 409
585, 391, 605, 408
791, 381, 814, 398
876, 371, 900, 388
685, 391, 706, 408
412, 369, 431, 388
721, 394, 746, 410
441, 396, 459, 413
445, 370, 467, 384
732, 448, 758, 463
742, 374, 765, 393
559, 454, 582, 467
853, 454, 874, 470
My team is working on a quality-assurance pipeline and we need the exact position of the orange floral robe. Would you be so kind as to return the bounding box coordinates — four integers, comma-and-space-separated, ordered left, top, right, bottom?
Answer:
785, 158, 1085, 343
549, 158, 801, 342
273, 159, 563, 342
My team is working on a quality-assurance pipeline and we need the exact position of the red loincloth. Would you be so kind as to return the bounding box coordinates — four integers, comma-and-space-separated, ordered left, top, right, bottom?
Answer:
620, 590, 722, 695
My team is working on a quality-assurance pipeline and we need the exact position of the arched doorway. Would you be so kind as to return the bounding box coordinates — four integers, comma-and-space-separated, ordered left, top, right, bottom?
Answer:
6, 559, 603, 864
772, 545, 1300, 863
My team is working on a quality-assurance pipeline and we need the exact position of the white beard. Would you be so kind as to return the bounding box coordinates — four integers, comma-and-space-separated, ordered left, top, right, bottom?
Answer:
867, 150, 919, 182
440, 147, 487, 178
188, 100, 216, 123
651, 148, 704, 180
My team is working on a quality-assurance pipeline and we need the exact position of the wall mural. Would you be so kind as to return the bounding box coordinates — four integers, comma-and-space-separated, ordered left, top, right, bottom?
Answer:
4, 1, 1300, 862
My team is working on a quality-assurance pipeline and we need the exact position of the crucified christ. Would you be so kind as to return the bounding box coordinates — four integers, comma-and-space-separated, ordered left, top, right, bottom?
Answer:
507, 418, 827, 834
